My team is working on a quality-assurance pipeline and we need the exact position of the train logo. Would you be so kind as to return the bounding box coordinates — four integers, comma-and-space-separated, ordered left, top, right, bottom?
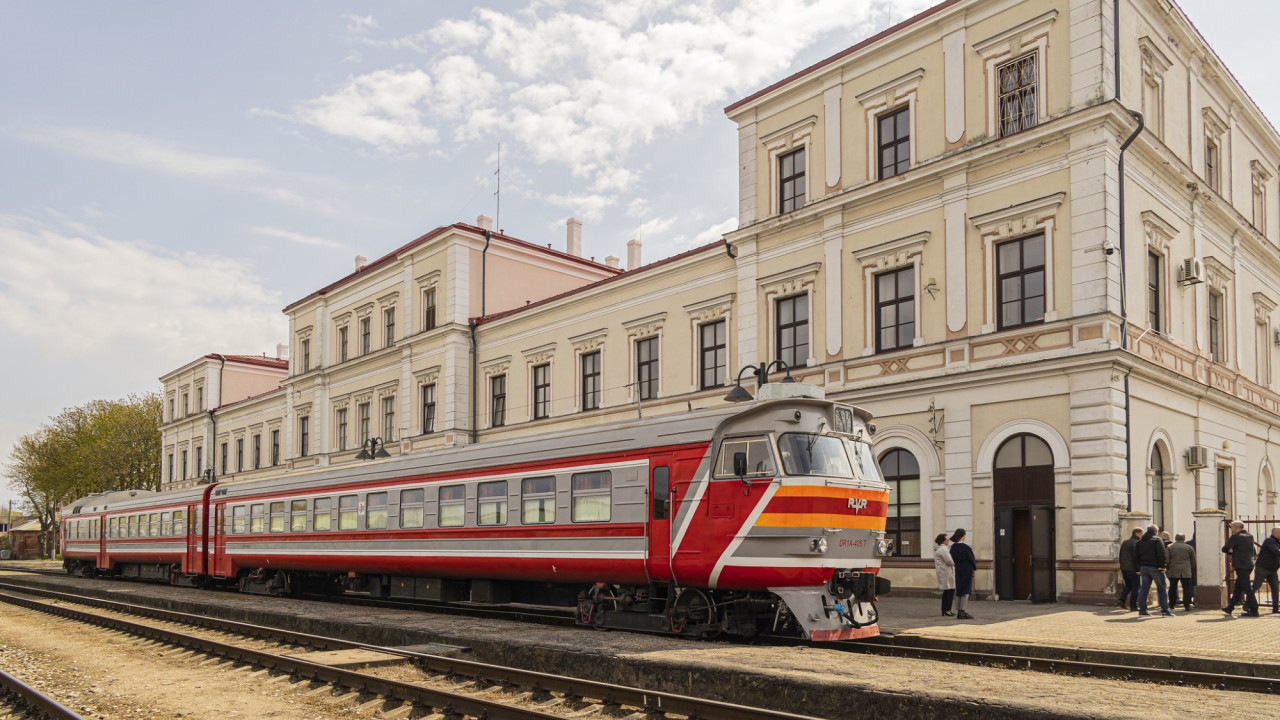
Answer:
847, 497, 868, 513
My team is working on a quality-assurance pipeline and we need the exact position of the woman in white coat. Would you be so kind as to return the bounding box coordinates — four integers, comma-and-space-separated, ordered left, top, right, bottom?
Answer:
935, 532, 956, 616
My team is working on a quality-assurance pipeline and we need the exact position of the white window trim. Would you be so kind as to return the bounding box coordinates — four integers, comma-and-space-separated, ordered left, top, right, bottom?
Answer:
974, 10, 1056, 139
763, 116, 816, 216
480, 357, 511, 429
971, 193, 1064, 333
684, 294, 734, 392
1139, 36, 1172, 141
623, 313, 665, 401
854, 231, 929, 355
416, 269, 442, 333
1255, 292, 1275, 388
522, 344, 555, 422
1204, 256, 1234, 367
855, 68, 923, 182
1142, 211, 1176, 336
759, 263, 820, 368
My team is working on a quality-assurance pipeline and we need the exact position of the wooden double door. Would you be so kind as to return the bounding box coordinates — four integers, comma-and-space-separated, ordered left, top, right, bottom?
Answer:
993, 435, 1056, 603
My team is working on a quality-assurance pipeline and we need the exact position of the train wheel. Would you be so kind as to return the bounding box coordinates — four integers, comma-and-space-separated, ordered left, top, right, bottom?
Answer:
671, 588, 720, 638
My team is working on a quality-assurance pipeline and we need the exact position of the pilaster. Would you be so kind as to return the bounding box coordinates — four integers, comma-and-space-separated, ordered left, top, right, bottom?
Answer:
1068, 367, 1127, 560
1068, 0, 1114, 108
942, 400, 973, 532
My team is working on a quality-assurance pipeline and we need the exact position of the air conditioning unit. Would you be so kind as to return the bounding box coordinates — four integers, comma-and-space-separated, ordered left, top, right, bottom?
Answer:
1179, 257, 1205, 285
1186, 445, 1209, 469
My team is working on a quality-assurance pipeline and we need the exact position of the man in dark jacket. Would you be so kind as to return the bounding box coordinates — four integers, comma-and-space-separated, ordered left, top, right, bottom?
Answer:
1118, 528, 1142, 610
1222, 521, 1260, 617
1252, 527, 1280, 614
1136, 524, 1173, 617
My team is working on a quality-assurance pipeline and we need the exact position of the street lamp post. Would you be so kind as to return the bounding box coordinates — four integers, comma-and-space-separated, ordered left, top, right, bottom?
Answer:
355, 437, 392, 461
724, 360, 796, 403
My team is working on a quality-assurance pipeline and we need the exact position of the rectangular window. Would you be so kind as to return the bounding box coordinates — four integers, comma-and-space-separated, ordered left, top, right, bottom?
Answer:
338, 495, 357, 530
1260, 320, 1273, 387
1205, 136, 1220, 192
1216, 467, 1230, 511
221, 443, 228, 474
1147, 252, 1162, 332
996, 234, 1046, 330
1209, 288, 1224, 363
477, 481, 508, 526
636, 337, 658, 401
196, 387, 203, 411
532, 364, 551, 420
339, 325, 349, 363
270, 430, 280, 466
651, 466, 670, 520
438, 484, 465, 527
521, 476, 555, 524
269, 501, 285, 533
236, 439, 244, 472
877, 106, 910, 179
232, 506, 246, 534
252, 434, 261, 469
290, 500, 307, 532
875, 267, 914, 352
195, 450, 202, 478
778, 147, 805, 213
1254, 180, 1267, 233
336, 408, 348, 452
572, 471, 611, 522
173, 509, 184, 536
997, 52, 1038, 137
490, 375, 506, 427
423, 288, 437, 331
313, 498, 331, 532
182, 393, 189, 416
250, 504, 265, 534
150, 512, 160, 537
181, 450, 187, 479
421, 384, 436, 434
301, 339, 311, 373
700, 320, 726, 389
167, 453, 173, 482
360, 317, 371, 355
382, 396, 395, 441
775, 295, 809, 368
160, 512, 170, 536
384, 307, 396, 347
366, 492, 388, 530
127, 515, 136, 538
299, 416, 310, 457
400, 488, 425, 529
359, 403, 370, 444
580, 351, 601, 411
713, 437, 777, 478
168, 398, 174, 422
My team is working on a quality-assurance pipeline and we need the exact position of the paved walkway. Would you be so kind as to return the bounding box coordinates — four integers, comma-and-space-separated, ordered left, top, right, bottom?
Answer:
878, 594, 1280, 666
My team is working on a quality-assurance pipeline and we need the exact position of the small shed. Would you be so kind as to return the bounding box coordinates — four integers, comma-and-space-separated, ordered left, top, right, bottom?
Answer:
7, 519, 45, 559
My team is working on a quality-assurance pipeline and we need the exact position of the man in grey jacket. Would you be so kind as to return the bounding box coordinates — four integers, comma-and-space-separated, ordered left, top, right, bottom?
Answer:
1167, 533, 1196, 611
1222, 520, 1260, 617
1118, 528, 1142, 610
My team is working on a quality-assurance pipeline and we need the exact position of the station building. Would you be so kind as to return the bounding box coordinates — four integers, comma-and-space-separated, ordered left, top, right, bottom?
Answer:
160, 0, 1280, 603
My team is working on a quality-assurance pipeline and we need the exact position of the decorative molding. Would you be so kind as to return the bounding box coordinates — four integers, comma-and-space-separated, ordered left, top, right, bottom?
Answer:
623, 312, 666, 339
760, 115, 818, 148
683, 293, 735, 324
569, 328, 608, 353
377, 291, 400, 307
1203, 255, 1234, 288
853, 231, 929, 270
295, 325, 313, 341
972, 10, 1058, 55
480, 356, 511, 378
1203, 107, 1227, 137
414, 365, 441, 386
1254, 292, 1276, 324
854, 68, 925, 106
1251, 159, 1273, 183
1141, 210, 1177, 254
973, 193, 1064, 332
1138, 36, 1173, 75
415, 269, 442, 287
759, 262, 821, 297
521, 342, 556, 366
970, 193, 1066, 238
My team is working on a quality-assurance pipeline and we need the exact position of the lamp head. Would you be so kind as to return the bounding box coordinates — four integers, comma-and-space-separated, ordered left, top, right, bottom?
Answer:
724, 383, 755, 403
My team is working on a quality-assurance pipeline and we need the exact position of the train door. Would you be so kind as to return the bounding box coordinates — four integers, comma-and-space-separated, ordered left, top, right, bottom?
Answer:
646, 455, 674, 582
210, 503, 227, 577
97, 515, 107, 569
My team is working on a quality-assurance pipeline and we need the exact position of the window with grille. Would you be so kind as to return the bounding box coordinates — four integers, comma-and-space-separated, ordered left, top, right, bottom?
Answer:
572, 471, 611, 522
421, 384, 436, 433
490, 375, 506, 427
778, 148, 805, 213
636, 337, 658, 401
775, 295, 809, 368
438, 485, 465, 527
581, 352, 601, 410
877, 106, 910, 179
996, 234, 1046, 329
875, 267, 914, 352
699, 320, 726, 389
997, 53, 1038, 137
522, 476, 555, 524
880, 449, 921, 556
478, 481, 508, 526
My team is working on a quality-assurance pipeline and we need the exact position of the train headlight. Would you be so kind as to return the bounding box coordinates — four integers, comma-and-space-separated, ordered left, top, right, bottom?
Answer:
875, 538, 893, 556
809, 537, 829, 554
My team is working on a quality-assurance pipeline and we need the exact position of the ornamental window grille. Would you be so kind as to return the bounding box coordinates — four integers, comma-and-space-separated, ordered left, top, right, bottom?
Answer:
997, 53, 1038, 137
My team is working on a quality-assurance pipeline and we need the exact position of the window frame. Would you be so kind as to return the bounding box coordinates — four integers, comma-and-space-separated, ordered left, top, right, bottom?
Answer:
359, 402, 371, 444
490, 374, 507, 427
521, 476, 556, 525
269, 501, 285, 533
336, 408, 348, 452
876, 105, 911, 180
995, 233, 1047, 331
270, 430, 280, 466
301, 338, 311, 373
774, 294, 809, 369
777, 147, 806, 214
366, 492, 388, 530
312, 498, 332, 532
531, 364, 551, 420
400, 488, 425, 529
338, 325, 349, 363
477, 480, 508, 526
421, 383, 437, 434
995, 51, 1039, 138
580, 351, 601, 411
438, 484, 466, 528
250, 503, 265, 534
874, 266, 915, 353
383, 307, 396, 348
699, 319, 727, 389
338, 494, 358, 531
1147, 251, 1162, 333
635, 336, 659, 401
879, 448, 922, 558
290, 499, 308, 532
571, 471, 612, 523
1209, 288, 1225, 364
422, 287, 437, 331
360, 317, 371, 355
299, 415, 310, 458
381, 395, 395, 441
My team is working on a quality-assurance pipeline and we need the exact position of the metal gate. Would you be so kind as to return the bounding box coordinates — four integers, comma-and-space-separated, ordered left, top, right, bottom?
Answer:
1223, 517, 1278, 608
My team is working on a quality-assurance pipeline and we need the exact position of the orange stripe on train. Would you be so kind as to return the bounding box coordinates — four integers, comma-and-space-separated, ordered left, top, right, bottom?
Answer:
754, 513, 888, 530
772, 485, 889, 500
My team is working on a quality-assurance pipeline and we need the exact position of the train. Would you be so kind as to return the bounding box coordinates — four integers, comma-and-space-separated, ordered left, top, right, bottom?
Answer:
60, 383, 892, 640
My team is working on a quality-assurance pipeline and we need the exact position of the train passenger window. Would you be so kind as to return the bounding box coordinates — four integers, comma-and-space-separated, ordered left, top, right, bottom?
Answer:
339, 495, 358, 530
477, 481, 507, 526
160, 512, 171, 536
521, 477, 555, 524
290, 500, 307, 532
438, 485, 465, 527
150, 513, 160, 537
127, 516, 136, 538
652, 467, 670, 520
366, 493, 388, 530
400, 489, 424, 529
571, 471, 611, 522
232, 506, 246, 534
777, 433, 854, 478
269, 502, 286, 532
313, 498, 332, 531
107, 518, 114, 539
250, 504, 265, 533
713, 437, 776, 478
173, 510, 184, 536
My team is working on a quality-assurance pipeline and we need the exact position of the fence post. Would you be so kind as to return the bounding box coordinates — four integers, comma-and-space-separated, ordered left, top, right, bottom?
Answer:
1192, 509, 1227, 608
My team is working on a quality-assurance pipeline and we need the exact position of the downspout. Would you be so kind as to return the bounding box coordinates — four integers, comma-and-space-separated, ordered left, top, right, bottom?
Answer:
724, 238, 736, 259
209, 354, 225, 480
469, 320, 479, 444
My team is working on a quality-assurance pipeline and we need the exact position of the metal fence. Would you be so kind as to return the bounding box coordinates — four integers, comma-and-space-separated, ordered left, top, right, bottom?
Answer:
1224, 517, 1278, 609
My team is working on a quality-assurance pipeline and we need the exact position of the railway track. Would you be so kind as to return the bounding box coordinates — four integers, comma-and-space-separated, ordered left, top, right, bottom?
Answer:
0, 584, 819, 720
0, 667, 87, 720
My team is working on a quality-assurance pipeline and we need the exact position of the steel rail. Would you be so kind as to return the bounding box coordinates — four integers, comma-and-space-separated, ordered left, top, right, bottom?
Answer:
0, 587, 821, 720
0, 667, 88, 720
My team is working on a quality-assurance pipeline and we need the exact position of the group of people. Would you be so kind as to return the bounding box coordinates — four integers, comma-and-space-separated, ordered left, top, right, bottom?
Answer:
1118, 522, 1280, 617
933, 529, 977, 618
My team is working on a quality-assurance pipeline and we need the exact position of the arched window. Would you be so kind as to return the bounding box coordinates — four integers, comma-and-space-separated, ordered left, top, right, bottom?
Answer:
994, 434, 1053, 469
879, 449, 921, 556
1263, 466, 1277, 518
1150, 446, 1165, 530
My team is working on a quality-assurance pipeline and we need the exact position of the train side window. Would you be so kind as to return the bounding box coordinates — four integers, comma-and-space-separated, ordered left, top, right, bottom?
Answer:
232, 506, 247, 534
290, 500, 307, 532
126, 516, 134, 538
160, 512, 171, 536
338, 495, 358, 530
521, 476, 555, 524
438, 485, 465, 527
400, 489, 425, 529
366, 492, 388, 530
571, 471, 611, 522
151, 512, 161, 537
250, 504, 265, 533
107, 518, 113, 539
313, 498, 332, 531
478, 481, 507, 526
173, 510, 184, 536
652, 466, 670, 520
269, 502, 286, 532
713, 437, 776, 478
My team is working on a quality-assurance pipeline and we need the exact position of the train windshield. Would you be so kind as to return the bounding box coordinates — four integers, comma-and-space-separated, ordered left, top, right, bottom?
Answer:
846, 440, 885, 483
777, 433, 854, 478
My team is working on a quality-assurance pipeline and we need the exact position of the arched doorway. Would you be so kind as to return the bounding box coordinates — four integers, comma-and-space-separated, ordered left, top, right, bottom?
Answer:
1150, 445, 1166, 531
993, 434, 1055, 602
879, 449, 921, 557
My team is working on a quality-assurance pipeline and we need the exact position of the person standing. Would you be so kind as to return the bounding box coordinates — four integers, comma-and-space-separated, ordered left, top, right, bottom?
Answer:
950, 529, 977, 620
1167, 533, 1196, 612
934, 533, 956, 616
1252, 527, 1280, 614
1118, 528, 1142, 611
1136, 524, 1173, 617
1160, 531, 1173, 548
1222, 520, 1260, 617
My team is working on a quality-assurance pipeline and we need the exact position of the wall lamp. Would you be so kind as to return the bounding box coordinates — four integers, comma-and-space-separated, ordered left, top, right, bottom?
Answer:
200, 469, 216, 485
724, 360, 796, 403
355, 437, 392, 460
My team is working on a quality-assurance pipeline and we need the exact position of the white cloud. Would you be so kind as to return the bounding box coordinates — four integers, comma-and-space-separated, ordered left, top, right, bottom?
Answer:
345, 14, 379, 33
537, 191, 615, 221
250, 225, 345, 250
274, 67, 438, 149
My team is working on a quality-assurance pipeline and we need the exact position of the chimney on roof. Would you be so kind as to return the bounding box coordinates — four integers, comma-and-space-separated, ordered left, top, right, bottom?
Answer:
605, 255, 620, 270
276, 343, 289, 360
477, 214, 494, 231
354, 254, 368, 272
566, 217, 582, 257
627, 239, 642, 270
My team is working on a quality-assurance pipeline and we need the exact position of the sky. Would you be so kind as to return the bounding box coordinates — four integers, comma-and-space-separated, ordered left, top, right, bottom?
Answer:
0, 0, 1275, 510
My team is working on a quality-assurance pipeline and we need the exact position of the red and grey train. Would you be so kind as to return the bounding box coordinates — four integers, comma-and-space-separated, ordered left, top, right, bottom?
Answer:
61, 386, 892, 640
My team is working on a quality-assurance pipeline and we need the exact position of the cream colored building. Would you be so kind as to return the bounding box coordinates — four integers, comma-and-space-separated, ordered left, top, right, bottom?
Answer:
160, 0, 1280, 603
